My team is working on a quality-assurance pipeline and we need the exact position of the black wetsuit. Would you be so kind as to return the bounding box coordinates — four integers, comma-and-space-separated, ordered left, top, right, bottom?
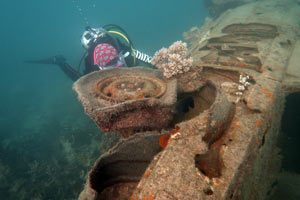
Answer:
56, 34, 138, 82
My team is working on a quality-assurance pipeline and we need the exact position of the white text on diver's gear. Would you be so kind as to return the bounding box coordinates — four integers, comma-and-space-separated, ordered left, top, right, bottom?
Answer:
134, 50, 152, 64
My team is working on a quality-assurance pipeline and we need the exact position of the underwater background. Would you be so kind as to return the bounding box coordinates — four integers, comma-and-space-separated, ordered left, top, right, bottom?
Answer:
0, 0, 207, 199
1, 0, 300, 199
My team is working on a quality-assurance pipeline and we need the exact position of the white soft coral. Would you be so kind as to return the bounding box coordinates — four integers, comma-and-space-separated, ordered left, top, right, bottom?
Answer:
151, 41, 193, 78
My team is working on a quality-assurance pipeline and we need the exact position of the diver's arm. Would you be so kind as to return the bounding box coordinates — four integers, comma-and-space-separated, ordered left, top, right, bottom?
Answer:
58, 62, 81, 81
117, 41, 155, 68
54, 56, 81, 81
82, 53, 100, 75
133, 49, 155, 68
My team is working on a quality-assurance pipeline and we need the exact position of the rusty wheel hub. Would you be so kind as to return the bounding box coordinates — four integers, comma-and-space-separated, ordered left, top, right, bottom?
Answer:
94, 74, 167, 103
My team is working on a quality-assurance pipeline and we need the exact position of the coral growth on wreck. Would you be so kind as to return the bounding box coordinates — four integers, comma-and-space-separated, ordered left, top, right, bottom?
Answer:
151, 41, 193, 78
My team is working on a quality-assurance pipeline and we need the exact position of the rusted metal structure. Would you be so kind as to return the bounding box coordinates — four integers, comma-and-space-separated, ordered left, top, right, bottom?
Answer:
76, 0, 300, 199
73, 67, 177, 137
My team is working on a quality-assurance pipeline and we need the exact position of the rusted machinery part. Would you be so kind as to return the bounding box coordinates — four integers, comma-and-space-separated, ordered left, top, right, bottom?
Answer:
174, 79, 235, 146
203, 82, 235, 146
173, 80, 217, 124
82, 131, 163, 199
167, 80, 234, 181
73, 67, 177, 134
193, 23, 279, 73
192, 82, 235, 179
78, 80, 234, 199
73, 67, 170, 107
94, 74, 167, 104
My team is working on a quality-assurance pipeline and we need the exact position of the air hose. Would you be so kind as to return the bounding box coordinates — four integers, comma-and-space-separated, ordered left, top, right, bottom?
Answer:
103, 24, 136, 65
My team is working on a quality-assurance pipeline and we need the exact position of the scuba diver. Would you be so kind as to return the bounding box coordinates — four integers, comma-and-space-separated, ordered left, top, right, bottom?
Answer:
26, 24, 153, 81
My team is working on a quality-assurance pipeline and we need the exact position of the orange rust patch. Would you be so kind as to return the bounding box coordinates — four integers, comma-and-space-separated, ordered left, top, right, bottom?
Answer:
211, 130, 231, 148
149, 195, 153, 200
219, 146, 224, 155
170, 129, 179, 135
112, 88, 117, 94
263, 88, 274, 100
269, 93, 274, 100
204, 121, 226, 144
234, 123, 239, 128
144, 171, 151, 177
159, 134, 170, 149
256, 121, 261, 126
233, 120, 239, 129
237, 63, 248, 68
170, 126, 180, 135
248, 105, 255, 110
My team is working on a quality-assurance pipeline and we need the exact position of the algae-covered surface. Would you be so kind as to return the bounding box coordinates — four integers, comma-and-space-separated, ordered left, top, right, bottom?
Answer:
0, 92, 105, 199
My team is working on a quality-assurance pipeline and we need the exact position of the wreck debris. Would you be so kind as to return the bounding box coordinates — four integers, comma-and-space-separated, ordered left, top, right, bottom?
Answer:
195, 23, 280, 73
222, 23, 279, 39
93, 73, 167, 104
173, 81, 217, 124
77, 0, 300, 199
73, 67, 177, 135
202, 84, 235, 145
79, 131, 163, 200
131, 0, 300, 199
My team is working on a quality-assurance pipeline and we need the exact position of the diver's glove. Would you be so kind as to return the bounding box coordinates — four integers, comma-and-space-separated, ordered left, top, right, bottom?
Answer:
53, 55, 66, 65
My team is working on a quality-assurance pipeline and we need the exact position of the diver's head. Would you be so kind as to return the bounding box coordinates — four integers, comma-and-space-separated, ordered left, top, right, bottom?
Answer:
81, 26, 105, 49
